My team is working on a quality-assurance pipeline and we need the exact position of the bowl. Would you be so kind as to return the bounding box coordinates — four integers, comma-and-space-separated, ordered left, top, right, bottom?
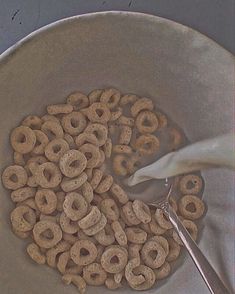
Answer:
0, 11, 234, 294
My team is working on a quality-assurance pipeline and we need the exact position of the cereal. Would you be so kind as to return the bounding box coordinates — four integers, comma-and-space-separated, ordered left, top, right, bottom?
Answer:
70, 240, 98, 266
87, 102, 111, 124
75, 133, 99, 148
119, 125, 132, 145
41, 121, 64, 140
35, 189, 57, 214
173, 219, 198, 245
35, 162, 62, 188
11, 187, 36, 203
149, 214, 166, 235
62, 233, 78, 245
10, 205, 36, 232
90, 194, 103, 207
13, 152, 25, 166
150, 236, 169, 256
79, 143, 101, 168
94, 224, 115, 246
132, 200, 151, 224
81, 181, 94, 203
112, 155, 128, 176
113, 144, 132, 154
62, 274, 86, 294
46, 240, 71, 267
67, 91, 89, 110
33, 220, 62, 249
44, 138, 69, 162
141, 240, 166, 269
88, 89, 103, 105
96, 150, 105, 168
47, 104, 73, 115
83, 213, 107, 236
95, 175, 113, 194
85, 123, 108, 146
61, 111, 87, 136
12, 228, 30, 239
178, 195, 205, 220
63, 192, 88, 221
125, 227, 147, 244
55, 191, 65, 212
101, 245, 128, 273
83, 263, 107, 286
103, 138, 112, 158
154, 262, 171, 280
179, 174, 203, 195
166, 237, 181, 262
168, 127, 182, 150
100, 198, 119, 221
111, 221, 127, 246
120, 94, 138, 106
78, 206, 102, 230
134, 134, 160, 155
110, 107, 122, 121
110, 184, 129, 204
59, 212, 80, 234
126, 154, 141, 174
10, 126, 36, 154
61, 172, 87, 192
58, 251, 83, 274
89, 169, 103, 189
105, 277, 121, 290
156, 111, 168, 129
122, 202, 141, 225
22, 115, 42, 130
64, 133, 76, 149
16, 199, 40, 219
41, 114, 60, 124
128, 265, 155, 290
128, 243, 142, 259
26, 243, 46, 264
135, 110, 158, 133
100, 88, 121, 109
59, 150, 87, 178
116, 116, 134, 127
131, 97, 154, 117
155, 209, 173, 229
125, 257, 145, 286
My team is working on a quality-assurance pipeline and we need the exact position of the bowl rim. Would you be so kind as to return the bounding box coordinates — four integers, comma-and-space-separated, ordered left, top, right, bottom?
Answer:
0, 10, 234, 64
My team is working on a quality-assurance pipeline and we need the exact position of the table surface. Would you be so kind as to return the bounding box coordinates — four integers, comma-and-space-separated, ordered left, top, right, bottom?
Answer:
0, 0, 234, 55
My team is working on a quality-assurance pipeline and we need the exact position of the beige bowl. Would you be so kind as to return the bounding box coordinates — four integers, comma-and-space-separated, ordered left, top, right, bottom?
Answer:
0, 12, 234, 294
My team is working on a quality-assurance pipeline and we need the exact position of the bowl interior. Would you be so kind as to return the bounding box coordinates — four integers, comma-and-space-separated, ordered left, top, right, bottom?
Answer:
0, 12, 234, 294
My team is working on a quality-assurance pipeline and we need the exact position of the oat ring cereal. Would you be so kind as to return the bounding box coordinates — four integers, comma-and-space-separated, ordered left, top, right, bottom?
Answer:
75, 133, 99, 148
100, 88, 121, 109
112, 154, 129, 176
135, 110, 159, 134
81, 181, 94, 203
179, 195, 205, 220
129, 265, 156, 291
22, 115, 42, 130
83, 262, 107, 286
10, 126, 36, 154
154, 262, 171, 280
46, 240, 71, 267
62, 274, 86, 294
120, 94, 138, 106
166, 238, 181, 262
155, 208, 173, 230
59, 150, 87, 178
66, 91, 89, 110
122, 201, 141, 225
131, 97, 154, 117
100, 198, 120, 221
87, 102, 111, 123
44, 138, 69, 162
94, 224, 115, 246
135, 134, 160, 155
125, 257, 145, 286
150, 236, 170, 256
33, 220, 62, 249
26, 243, 46, 265
132, 200, 151, 224
141, 240, 167, 269
111, 221, 127, 246
78, 206, 102, 230
35, 189, 57, 215
83, 213, 107, 236
61, 111, 87, 136
173, 219, 198, 245
88, 89, 103, 105
95, 175, 114, 194
101, 245, 128, 273
34, 162, 62, 188
10, 205, 36, 232
32, 130, 49, 155
57, 251, 83, 274
168, 127, 182, 150
119, 125, 132, 145
84, 123, 108, 146
59, 212, 79, 234
179, 174, 203, 195
41, 120, 64, 139
61, 172, 88, 192
125, 227, 147, 244
70, 240, 98, 266
63, 192, 88, 221
11, 187, 36, 203
110, 183, 129, 205
79, 143, 101, 168
2, 165, 28, 190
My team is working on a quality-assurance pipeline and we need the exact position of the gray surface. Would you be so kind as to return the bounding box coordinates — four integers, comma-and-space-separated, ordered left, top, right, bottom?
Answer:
0, 0, 234, 55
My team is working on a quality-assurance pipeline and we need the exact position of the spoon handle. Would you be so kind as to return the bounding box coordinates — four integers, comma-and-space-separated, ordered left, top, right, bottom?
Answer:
164, 203, 231, 294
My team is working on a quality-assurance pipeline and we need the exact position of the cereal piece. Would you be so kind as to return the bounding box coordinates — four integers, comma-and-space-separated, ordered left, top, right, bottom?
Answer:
87, 102, 111, 124
58, 251, 83, 274
122, 202, 141, 225
47, 104, 73, 115
59, 150, 87, 178
62, 233, 78, 245
81, 181, 94, 203
119, 209, 133, 226
139, 222, 152, 234
54, 191, 65, 212
59, 212, 80, 234
141, 240, 166, 269
116, 116, 134, 127
78, 206, 102, 230
10, 205, 36, 232
95, 175, 113, 194
156, 111, 168, 129
44, 138, 69, 162
179, 195, 205, 220
62, 274, 86, 294
83, 213, 107, 236
132, 200, 151, 224
35, 162, 62, 188
103, 138, 112, 158
110, 107, 122, 122
11, 187, 36, 202
100, 88, 121, 109
173, 219, 198, 245
155, 209, 173, 230
13, 152, 25, 166
95, 245, 105, 263
75, 133, 99, 148
46, 240, 71, 267
22, 115, 42, 130
83, 263, 107, 286
101, 246, 128, 273
149, 236, 169, 255
63, 192, 88, 221
35, 189, 57, 214
26, 243, 46, 264
120, 94, 138, 106
85, 123, 108, 146
89, 169, 103, 189
105, 277, 121, 290
100, 198, 119, 221
114, 271, 124, 284
67, 92, 89, 110
128, 243, 142, 259
10, 126, 36, 154
39, 214, 59, 223
135, 110, 158, 134
64, 133, 76, 149
61, 172, 87, 192
154, 262, 171, 280
96, 150, 105, 168
128, 265, 155, 290
131, 97, 154, 117
79, 143, 101, 169
41, 121, 64, 140
88, 89, 103, 105
90, 194, 103, 207
126, 227, 147, 244
16, 198, 40, 219
111, 221, 127, 246
26, 155, 47, 166
113, 145, 132, 154
70, 240, 98, 266
112, 154, 128, 176
94, 224, 115, 246
125, 257, 145, 286
119, 125, 132, 145
168, 127, 182, 150
169, 197, 178, 212
110, 183, 129, 204
61, 111, 87, 136
149, 214, 166, 235
126, 154, 141, 174
33, 220, 62, 249
166, 237, 181, 262
179, 174, 203, 195
12, 228, 30, 239
41, 114, 60, 124
135, 134, 160, 155
32, 130, 49, 155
